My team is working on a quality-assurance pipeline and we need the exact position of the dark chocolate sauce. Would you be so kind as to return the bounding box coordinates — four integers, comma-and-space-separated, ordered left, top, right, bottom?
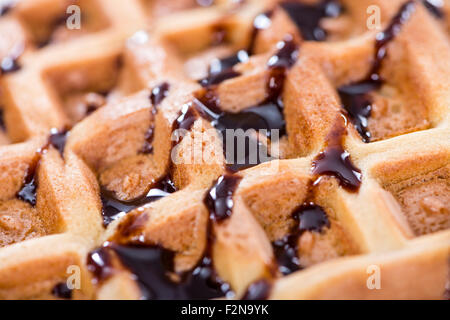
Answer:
88, 173, 243, 299
248, 10, 273, 55
84, 91, 109, 117
338, 81, 379, 143
16, 144, 49, 206
267, 36, 299, 69
51, 282, 73, 300
88, 242, 230, 300
337, 1, 415, 143
273, 203, 330, 275
171, 102, 200, 147
150, 82, 170, 107
49, 128, 69, 157
0, 56, 21, 75
17, 128, 73, 206
199, 50, 249, 87
422, 0, 444, 19
101, 175, 177, 226
197, 0, 215, 7
193, 96, 283, 171
369, 1, 416, 82
0, 109, 5, 130
312, 115, 362, 192
37, 13, 73, 48
87, 247, 114, 282
142, 83, 170, 154
194, 37, 298, 171
204, 174, 242, 222
274, 115, 357, 275
280, 0, 342, 41
241, 279, 272, 300
0, 0, 15, 16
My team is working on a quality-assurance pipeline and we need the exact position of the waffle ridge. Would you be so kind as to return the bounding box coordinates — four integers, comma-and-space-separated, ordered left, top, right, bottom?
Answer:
0, 0, 448, 300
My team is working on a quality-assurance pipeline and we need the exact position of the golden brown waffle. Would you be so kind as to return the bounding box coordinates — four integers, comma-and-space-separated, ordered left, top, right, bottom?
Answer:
0, 0, 448, 300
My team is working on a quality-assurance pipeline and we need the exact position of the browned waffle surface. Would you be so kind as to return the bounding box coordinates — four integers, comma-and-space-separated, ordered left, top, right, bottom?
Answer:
0, 0, 449, 300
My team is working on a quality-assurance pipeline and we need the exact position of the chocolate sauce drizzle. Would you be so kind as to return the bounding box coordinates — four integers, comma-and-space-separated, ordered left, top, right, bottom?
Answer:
0, 109, 5, 130
49, 128, 69, 157
204, 173, 242, 223
0, 55, 21, 75
86, 246, 114, 282
273, 203, 330, 275
273, 113, 361, 275
0, 0, 15, 16
87, 242, 228, 300
142, 82, 170, 154
16, 145, 48, 206
101, 175, 177, 226
337, 0, 416, 143
241, 279, 272, 300
199, 50, 248, 87
422, 0, 444, 19
192, 36, 298, 171
312, 116, 362, 191
88, 174, 242, 299
280, 0, 342, 41
150, 82, 170, 107
16, 129, 69, 206
248, 10, 273, 55
51, 282, 73, 300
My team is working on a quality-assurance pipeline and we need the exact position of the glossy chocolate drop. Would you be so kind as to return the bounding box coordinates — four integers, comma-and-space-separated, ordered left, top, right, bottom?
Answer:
194, 97, 283, 171
199, 51, 248, 87
248, 10, 274, 54
273, 203, 330, 275
88, 243, 228, 300
281, 0, 342, 41
297, 203, 331, 232
312, 117, 362, 192
0, 0, 15, 16
17, 168, 39, 206
49, 128, 69, 157
142, 83, 170, 154
0, 109, 5, 130
51, 282, 72, 300
338, 81, 380, 143
101, 175, 177, 226
0, 56, 21, 75
266, 36, 299, 104
150, 82, 170, 107
204, 174, 242, 222
422, 0, 444, 19
267, 36, 299, 69
176, 103, 199, 133
242, 279, 272, 300
87, 247, 114, 282
16, 144, 50, 206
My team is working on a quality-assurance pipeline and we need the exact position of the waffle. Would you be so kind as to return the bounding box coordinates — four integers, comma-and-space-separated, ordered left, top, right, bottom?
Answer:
0, 0, 448, 300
